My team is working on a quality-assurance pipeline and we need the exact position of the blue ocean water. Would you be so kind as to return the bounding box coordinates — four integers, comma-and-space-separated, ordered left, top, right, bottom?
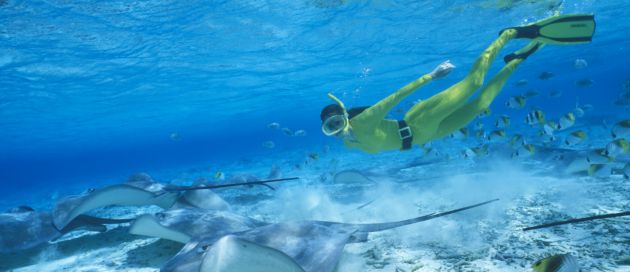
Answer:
0, 0, 629, 270
2, 0, 627, 194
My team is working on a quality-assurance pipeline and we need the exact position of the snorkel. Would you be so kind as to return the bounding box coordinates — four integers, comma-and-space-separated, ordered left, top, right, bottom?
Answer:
321, 93, 351, 136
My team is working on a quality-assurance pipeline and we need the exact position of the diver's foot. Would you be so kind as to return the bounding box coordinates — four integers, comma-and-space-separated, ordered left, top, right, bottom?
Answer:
499, 25, 536, 40
498, 28, 518, 39
504, 41, 542, 63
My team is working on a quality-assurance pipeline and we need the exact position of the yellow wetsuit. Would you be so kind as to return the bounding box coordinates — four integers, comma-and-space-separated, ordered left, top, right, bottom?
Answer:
342, 29, 534, 154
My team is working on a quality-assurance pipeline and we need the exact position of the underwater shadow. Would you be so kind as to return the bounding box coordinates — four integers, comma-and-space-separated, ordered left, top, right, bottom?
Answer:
0, 227, 136, 270
124, 238, 183, 268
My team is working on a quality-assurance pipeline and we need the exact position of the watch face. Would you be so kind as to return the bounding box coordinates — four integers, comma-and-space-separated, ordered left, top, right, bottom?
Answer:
399, 127, 412, 138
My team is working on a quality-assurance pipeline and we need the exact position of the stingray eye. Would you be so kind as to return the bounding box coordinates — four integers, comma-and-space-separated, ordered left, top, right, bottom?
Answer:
201, 245, 209, 251
87, 188, 96, 193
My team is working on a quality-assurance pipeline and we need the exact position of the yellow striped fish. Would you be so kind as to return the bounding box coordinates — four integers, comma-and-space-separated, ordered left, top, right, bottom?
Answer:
604, 138, 630, 157
565, 130, 587, 146
525, 110, 545, 125
557, 112, 575, 130
487, 130, 506, 142
532, 254, 579, 272
495, 115, 510, 128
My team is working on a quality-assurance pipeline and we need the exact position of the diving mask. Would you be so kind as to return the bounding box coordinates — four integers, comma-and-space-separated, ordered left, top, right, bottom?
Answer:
322, 114, 348, 136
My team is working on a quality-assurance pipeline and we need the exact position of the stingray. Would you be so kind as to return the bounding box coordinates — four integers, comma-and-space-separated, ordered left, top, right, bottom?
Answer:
0, 205, 131, 253
333, 170, 376, 184
129, 208, 266, 243
160, 198, 499, 272
52, 174, 298, 231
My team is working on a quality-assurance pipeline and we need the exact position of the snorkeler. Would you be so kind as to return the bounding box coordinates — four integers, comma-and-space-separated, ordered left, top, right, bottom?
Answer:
320, 14, 596, 154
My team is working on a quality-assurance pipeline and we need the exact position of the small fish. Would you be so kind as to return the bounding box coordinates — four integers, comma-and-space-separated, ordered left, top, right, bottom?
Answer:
267, 122, 280, 129
512, 144, 535, 158
574, 58, 588, 69
515, 79, 528, 86
573, 106, 585, 118
565, 130, 587, 146
589, 164, 613, 177
294, 130, 307, 137
611, 120, 630, 138
422, 147, 442, 158
487, 130, 506, 141
450, 127, 469, 140
214, 171, 225, 180
604, 138, 630, 157
543, 123, 556, 135
506, 95, 527, 109
575, 79, 593, 87
523, 89, 540, 98
475, 129, 486, 140
586, 148, 613, 164
532, 254, 579, 272
557, 112, 575, 130
495, 115, 510, 129
510, 134, 526, 147
525, 110, 545, 125
623, 162, 630, 179
262, 141, 275, 149
462, 145, 488, 158
474, 121, 484, 130
308, 152, 319, 160
478, 108, 492, 118
169, 132, 181, 141
281, 127, 294, 136
539, 71, 554, 80
538, 130, 556, 144
267, 165, 282, 179
548, 90, 562, 98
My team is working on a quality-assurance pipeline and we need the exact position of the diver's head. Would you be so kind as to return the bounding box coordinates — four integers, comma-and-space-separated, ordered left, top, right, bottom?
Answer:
320, 104, 348, 136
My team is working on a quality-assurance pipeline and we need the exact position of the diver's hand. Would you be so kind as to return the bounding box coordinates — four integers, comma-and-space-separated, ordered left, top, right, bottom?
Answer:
430, 60, 455, 79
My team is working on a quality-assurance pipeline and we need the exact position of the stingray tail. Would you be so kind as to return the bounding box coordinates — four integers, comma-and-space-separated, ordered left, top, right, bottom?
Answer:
164, 177, 299, 192
523, 211, 630, 231
353, 199, 499, 233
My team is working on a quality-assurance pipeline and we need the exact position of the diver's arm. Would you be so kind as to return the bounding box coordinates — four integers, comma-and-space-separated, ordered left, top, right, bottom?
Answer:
353, 61, 454, 122
354, 73, 433, 122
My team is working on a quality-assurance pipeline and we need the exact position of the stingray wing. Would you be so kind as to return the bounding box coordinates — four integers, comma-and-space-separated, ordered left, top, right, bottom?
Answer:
130, 208, 265, 244
201, 235, 305, 272
52, 184, 177, 230
235, 222, 351, 272
0, 211, 59, 253
162, 221, 351, 272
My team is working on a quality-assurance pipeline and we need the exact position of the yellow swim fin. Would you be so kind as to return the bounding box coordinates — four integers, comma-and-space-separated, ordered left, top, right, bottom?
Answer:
501, 14, 596, 45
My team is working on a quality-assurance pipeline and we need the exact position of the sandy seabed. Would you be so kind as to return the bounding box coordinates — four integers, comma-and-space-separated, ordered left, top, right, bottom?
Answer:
2, 141, 630, 272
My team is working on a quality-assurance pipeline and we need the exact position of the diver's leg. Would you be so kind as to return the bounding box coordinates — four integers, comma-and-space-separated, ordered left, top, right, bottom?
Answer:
405, 29, 517, 122
434, 58, 524, 138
